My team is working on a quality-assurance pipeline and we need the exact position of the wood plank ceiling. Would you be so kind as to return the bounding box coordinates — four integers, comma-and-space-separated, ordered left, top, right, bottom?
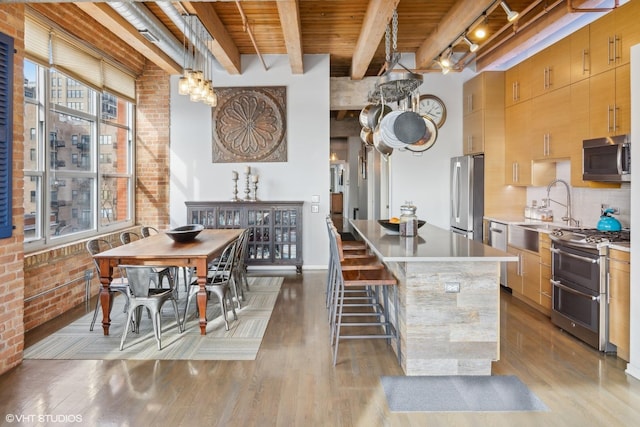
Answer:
70, 0, 619, 81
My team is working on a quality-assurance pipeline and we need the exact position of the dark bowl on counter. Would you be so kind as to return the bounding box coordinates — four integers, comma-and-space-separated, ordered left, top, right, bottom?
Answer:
165, 224, 204, 242
377, 219, 426, 232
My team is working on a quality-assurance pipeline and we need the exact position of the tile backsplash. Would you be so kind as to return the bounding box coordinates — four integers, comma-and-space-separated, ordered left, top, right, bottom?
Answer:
526, 161, 631, 228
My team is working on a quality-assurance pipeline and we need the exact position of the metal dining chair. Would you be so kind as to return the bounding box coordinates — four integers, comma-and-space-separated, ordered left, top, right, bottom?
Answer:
121, 231, 172, 290
183, 239, 239, 331
86, 239, 130, 332
119, 265, 183, 350
140, 226, 159, 238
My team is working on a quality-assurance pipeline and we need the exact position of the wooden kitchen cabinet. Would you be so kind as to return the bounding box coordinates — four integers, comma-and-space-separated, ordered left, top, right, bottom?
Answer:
570, 26, 591, 83
569, 79, 590, 186
589, 64, 630, 137
531, 85, 572, 160
530, 37, 571, 98
505, 101, 531, 186
539, 233, 552, 313
504, 58, 532, 107
506, 244, 540, 303
590, 0, 640, 76
608, 248, 630, 361
462, 72, 504, 155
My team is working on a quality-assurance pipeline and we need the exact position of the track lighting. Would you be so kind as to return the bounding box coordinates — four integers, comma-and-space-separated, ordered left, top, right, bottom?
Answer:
462, 35, 479, 53
474, 13, 488, 39
500, 1, 519, 22
439, 49, 452, 68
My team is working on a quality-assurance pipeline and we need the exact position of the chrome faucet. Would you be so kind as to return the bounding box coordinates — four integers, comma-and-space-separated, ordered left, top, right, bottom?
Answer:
545, 179, 580, 227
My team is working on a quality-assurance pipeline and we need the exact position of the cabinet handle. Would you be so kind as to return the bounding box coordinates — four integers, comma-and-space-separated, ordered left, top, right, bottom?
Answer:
614, 35, 621, 63
608, 36, 614, 65
512, 82, 517, 102
512, 162, 519, 183
516, 81, 520, 101
582, 49, 589, 74
613, 104, 619, 131
468, 94, 473, 113
607, 104, 612, 133
519, 253, 524, 276
468, 135, 473, 152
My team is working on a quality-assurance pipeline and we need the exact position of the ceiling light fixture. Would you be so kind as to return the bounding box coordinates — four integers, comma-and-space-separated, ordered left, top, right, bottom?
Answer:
500, 1, 520, 23
462, 35, 479, 53
474, 13, 488, 39
439, 48, 452, 68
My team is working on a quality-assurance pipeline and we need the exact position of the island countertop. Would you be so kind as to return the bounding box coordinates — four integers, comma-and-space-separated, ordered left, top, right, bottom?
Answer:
350, 219, 517, 263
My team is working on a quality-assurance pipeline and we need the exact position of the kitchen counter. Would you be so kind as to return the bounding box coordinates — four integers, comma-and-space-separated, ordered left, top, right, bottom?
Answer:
349, 220, 517, 376
350, 220, 517, 262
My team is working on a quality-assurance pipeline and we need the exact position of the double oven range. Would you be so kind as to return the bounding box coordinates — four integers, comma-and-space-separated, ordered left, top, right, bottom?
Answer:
549, 228, 630, 352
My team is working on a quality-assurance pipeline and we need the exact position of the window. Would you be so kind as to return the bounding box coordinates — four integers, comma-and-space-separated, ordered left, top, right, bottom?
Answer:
23, 59, 134, 248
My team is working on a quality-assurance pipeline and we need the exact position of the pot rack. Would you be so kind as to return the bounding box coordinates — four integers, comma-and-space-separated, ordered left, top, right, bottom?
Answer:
368, 9, 422, 104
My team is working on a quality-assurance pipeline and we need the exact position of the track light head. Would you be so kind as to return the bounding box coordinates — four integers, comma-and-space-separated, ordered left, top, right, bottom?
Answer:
500, 1, 519, 23
462, 35, 479, 53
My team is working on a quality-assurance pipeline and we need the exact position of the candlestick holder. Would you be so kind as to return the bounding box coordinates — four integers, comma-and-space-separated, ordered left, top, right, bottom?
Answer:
243, 173, 251, 201
251, 179, 259, 201
231, 176, 239, 201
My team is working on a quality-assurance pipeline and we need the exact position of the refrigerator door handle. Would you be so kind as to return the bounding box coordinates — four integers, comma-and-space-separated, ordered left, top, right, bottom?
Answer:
452, 161, 461, 223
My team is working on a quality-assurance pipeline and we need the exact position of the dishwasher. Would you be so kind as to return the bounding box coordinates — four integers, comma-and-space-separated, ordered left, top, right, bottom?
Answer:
488, 221, 508, 287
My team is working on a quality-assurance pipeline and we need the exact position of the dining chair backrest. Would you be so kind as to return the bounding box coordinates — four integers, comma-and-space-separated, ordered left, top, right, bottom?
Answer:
123, 266, 154, 297
87, 238, 127, 278
140, 226, 159, 238
120, 231, 141, 245
210, 239, 237, 280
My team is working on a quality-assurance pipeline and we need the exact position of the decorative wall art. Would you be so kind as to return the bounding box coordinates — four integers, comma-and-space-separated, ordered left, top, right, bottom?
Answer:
212, 86, 287, 163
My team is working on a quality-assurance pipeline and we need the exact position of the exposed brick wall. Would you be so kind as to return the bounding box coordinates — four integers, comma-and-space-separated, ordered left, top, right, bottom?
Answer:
136, 62, 171, 230
0, 4, 171, 375
0, 3, 25, 375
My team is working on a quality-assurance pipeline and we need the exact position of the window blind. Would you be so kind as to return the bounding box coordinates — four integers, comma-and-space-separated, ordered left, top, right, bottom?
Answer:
0, 32, 14, 239
25, 15, 136, 101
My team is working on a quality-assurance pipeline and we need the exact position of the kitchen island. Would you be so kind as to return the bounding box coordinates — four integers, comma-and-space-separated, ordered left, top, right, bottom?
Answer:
350, 220, 518, 376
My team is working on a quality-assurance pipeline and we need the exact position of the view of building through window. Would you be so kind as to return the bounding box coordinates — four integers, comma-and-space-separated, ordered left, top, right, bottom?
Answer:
23, 60, 134, 246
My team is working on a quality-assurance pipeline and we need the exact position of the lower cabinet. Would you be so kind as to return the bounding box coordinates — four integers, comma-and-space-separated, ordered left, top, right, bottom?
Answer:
507, 235, 552, 316
507, 245, 540, 301
608, 248, 630, 361
186, 201, 304, 272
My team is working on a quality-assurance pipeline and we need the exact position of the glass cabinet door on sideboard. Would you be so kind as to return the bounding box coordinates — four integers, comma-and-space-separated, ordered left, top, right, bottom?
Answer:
186, 201, 303, 273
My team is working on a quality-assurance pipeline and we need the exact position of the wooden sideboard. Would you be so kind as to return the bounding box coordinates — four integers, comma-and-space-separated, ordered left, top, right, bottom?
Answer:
186, 201, 303, 273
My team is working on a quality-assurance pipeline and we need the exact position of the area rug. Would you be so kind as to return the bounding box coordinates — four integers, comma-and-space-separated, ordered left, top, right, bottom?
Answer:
24, 276, 283, 361
380, 375, 548, 412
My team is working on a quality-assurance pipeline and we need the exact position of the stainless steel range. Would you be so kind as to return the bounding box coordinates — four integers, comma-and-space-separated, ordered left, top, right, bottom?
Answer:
549, 228, 630, 352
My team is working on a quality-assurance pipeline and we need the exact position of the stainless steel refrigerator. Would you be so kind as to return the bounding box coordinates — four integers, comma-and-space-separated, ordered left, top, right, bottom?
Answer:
450, 154, 484, 241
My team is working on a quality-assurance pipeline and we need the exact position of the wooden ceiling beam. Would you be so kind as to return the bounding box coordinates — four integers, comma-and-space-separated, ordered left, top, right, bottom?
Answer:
276, 0, 304, 74
186, 2, 242, 75
74, 2, 182, 75
415, 0, 494, 71
350, 0, 400, 80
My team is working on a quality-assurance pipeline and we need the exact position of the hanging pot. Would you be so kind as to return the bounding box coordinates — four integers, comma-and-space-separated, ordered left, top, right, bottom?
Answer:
373, 125, 393, 157
406, 115, 438, 153
360, 128, 374, 146
359, 103, 392, 130
379, 110, 406, 149
393, 111, 427, 145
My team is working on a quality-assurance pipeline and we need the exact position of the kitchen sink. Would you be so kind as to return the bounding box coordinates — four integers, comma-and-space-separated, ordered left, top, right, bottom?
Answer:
516, 223, 558, 231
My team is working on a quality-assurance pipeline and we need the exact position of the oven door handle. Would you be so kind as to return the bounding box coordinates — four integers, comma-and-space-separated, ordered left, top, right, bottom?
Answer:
550, 247, 598, 264
551, 279, 599, 301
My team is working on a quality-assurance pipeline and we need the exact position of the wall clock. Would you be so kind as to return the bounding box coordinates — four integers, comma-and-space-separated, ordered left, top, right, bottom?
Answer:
418, 94, 447, 128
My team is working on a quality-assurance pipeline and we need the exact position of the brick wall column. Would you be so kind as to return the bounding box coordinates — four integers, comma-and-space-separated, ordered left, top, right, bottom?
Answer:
136, 63, 171, 230
0, 3, 25, 375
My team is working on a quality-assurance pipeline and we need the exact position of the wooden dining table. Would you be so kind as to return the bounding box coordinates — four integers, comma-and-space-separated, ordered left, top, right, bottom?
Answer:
93, 228, 244, 336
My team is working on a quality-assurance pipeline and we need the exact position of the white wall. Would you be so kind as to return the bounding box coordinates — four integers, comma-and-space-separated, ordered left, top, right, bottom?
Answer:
169, 54, 330, 269
626, 44, 639, 380
388, 69, 472, 228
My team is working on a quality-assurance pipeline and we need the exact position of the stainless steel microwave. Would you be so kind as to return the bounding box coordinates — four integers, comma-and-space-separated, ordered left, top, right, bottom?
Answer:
583, 135, 631, 182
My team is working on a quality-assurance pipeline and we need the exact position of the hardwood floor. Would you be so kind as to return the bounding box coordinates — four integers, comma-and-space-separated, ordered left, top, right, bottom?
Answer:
2, 271, 640, 426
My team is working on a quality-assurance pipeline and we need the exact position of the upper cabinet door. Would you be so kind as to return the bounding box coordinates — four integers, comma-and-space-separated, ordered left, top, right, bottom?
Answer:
590, 1, 640, 76
570, 26, 590, 83
531, 38, 571, 98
